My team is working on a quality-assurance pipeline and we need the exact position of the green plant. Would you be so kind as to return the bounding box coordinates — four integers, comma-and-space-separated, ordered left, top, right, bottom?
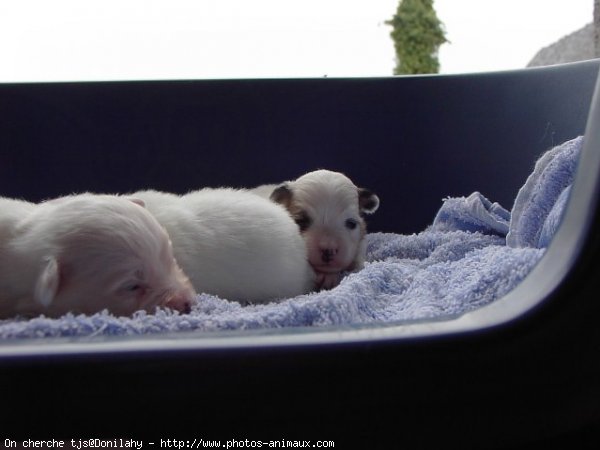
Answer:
387, 0, 447, 74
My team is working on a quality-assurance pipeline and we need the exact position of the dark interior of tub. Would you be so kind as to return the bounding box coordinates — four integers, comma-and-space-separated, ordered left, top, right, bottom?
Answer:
2, 61, 597, 235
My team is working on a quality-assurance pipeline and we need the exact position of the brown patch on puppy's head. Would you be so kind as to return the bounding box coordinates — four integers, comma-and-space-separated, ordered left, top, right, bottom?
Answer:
358, 188, 380, 215
270, 184, 294, 210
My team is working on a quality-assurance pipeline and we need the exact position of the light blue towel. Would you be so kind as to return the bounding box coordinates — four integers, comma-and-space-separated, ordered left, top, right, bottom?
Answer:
0, 231, 542, 339
431, 136, 582, 249
431, 191, 510, 237
538, 185, 572, 249
0, 137, 582, 340
507, 136, 582, 248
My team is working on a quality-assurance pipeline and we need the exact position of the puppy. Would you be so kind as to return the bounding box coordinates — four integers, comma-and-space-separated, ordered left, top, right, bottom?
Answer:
251, 170, 379, 289
132, 188, 315, 303
0, 194, 196, 318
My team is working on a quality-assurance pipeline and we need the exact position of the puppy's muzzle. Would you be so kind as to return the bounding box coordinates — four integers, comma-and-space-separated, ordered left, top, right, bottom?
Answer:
164, 292, 194, 314
321, 248, 338, 264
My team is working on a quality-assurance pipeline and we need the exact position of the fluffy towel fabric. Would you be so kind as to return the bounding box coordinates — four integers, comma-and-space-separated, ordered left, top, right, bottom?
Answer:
538, 185, 572, 249
0, 137, 582, 340
431, 191, 510, 236
0, 232, 542, 339
507, 136, 582, 248
431, 136, 582, 249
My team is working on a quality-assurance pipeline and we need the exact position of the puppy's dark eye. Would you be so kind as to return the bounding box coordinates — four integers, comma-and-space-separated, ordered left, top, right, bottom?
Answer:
122, 282, 143, 293
294, 212, 312, 232
345, 219, 358, 230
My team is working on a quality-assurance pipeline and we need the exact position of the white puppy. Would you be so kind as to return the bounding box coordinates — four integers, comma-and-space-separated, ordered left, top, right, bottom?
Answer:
0, 194, 196, 318
251, 170, 380, 289
132, 188, 315, 303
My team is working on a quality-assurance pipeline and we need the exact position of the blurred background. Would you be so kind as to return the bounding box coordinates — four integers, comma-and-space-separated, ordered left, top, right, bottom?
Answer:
0, 0, 597, 81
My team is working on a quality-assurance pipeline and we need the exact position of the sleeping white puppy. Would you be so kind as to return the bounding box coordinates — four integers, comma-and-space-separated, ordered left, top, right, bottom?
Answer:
0, 194, 196, 318
251, 170, 380, 290
132, 188, 315, 303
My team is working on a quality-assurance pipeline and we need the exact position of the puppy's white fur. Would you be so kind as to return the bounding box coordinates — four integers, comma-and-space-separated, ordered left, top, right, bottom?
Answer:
251, 170, 379, 290
0, 194, 196, 318
132, 188, 315, 303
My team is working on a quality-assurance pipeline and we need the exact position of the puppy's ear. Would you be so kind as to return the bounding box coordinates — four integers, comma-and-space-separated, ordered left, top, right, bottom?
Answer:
34, 257, 61, 307
270, 183, 294, 209
358, 188, 380, 214
126, 197, 146, 208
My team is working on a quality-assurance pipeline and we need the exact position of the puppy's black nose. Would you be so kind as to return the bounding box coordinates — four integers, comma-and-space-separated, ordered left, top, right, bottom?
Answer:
321, 249, 337, 263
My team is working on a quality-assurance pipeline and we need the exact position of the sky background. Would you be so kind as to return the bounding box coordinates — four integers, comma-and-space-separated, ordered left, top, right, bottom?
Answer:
0, 0, 595, 81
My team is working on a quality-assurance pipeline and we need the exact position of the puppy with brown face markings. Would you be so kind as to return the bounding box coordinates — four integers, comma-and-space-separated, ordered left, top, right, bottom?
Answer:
251, 170, 380, 290
0, 194, 196, 318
